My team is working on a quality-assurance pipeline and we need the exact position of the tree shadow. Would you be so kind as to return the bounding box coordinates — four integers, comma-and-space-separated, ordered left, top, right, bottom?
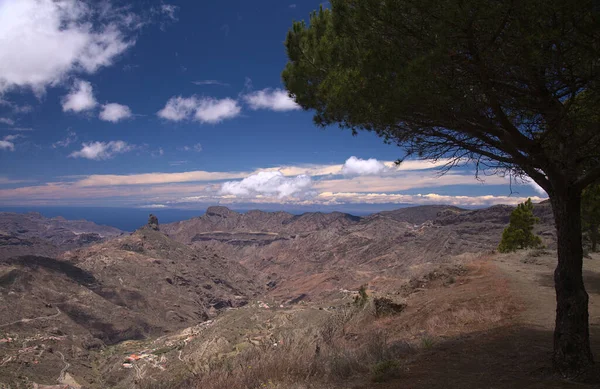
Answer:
537, 269, 600, 295
377, 325, 600, 389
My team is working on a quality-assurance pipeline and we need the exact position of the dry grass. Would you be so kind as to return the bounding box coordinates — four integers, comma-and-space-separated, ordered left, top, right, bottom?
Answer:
139, 302, 413, 389
140, 259, 520, 389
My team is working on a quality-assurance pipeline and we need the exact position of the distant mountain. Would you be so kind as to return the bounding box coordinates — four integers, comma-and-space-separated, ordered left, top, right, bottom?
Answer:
376, 205, 467, 224
0, 212, 124, 259
163, 204, 556, 301
161, 206, 362, 242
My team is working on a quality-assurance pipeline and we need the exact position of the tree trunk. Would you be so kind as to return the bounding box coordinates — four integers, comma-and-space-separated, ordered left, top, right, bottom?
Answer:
550, 189, 594, 377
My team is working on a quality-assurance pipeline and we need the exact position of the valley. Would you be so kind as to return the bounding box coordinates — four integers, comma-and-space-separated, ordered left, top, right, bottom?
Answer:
0, 204, 598, 389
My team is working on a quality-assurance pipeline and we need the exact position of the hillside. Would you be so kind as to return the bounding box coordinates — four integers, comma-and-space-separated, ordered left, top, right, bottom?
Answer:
0, 203, 570, 388
0, 222, 263, 387
163, 203, 556, 301
0, 212, 124, 260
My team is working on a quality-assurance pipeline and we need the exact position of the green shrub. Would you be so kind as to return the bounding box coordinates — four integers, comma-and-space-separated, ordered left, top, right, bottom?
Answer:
498, 198, 543, 253
370, 359, 401, 382
420, 335, 435, 349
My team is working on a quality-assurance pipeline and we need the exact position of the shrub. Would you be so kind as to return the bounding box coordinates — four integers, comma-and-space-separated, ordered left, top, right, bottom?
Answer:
498, 198, 543, 253
370, 360, 401, 382
420, 335, 435, 349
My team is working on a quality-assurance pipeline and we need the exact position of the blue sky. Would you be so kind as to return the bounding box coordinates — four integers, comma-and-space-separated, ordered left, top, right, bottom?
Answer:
0, 0, 547, 211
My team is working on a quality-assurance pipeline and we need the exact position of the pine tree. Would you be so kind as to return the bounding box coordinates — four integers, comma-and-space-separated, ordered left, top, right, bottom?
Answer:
498, 199, 542, 253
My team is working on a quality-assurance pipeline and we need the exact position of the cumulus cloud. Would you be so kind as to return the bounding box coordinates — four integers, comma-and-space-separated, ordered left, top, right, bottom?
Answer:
0, 118, 15, 126
157, 96, 199, 121
341, 156, 388, 176
69, 140, 132, 160
220, 171, 313, 198
99, 103, 132, 122
157, 96, 241, 123
243, 88, 300, 111
195, 98, 240, 123
0, 0, 136, 95
62, 80, 97, 112
52, 131, 77, 148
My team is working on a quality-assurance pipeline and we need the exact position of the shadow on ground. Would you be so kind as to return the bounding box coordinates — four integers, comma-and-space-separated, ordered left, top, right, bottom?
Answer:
368, 325, 600, 389
537, 269, 600, 295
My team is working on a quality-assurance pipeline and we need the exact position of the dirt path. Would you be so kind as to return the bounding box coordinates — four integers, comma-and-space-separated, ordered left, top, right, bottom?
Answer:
0, 307, 61, 328
493, 251, 600, 331
367, 252, 600, 389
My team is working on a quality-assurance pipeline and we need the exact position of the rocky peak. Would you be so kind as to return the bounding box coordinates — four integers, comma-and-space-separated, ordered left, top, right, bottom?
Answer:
205, 206, 239, 218
148, 214, 159, 231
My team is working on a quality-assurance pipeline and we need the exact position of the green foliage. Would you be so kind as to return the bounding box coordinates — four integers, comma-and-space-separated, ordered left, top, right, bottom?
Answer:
582, 183, 600, 252
420, 336, 436, 349
370, 359, 401, 382
282, 0, 599, 185
498, 199, 542, 253
354, 284, 369, 307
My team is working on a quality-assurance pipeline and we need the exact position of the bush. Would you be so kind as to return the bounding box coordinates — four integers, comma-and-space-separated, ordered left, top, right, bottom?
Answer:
498, 198, 543, 253
370, 360, 401, 382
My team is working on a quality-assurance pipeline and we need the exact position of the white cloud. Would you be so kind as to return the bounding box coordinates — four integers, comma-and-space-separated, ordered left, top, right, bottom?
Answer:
341, 156, 388, 176
69, 140, 132, 160
0, 118, 15, 126
0, 141, 14, 151
62, 80, 97, 112
0, 0, 136, 95
99, 103, 132, 122
220, 171, 313, 198
243, 88, 300, 111
0, 135, 18, 151
3, 134, 22, 142
157, 96, 199, 121
195, 98, 241, 123
157, 96, 241, 123
526, 179, 547, 196
315, 192, 547, 207
139, 203, 167, 208
52, 131, 77, 148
